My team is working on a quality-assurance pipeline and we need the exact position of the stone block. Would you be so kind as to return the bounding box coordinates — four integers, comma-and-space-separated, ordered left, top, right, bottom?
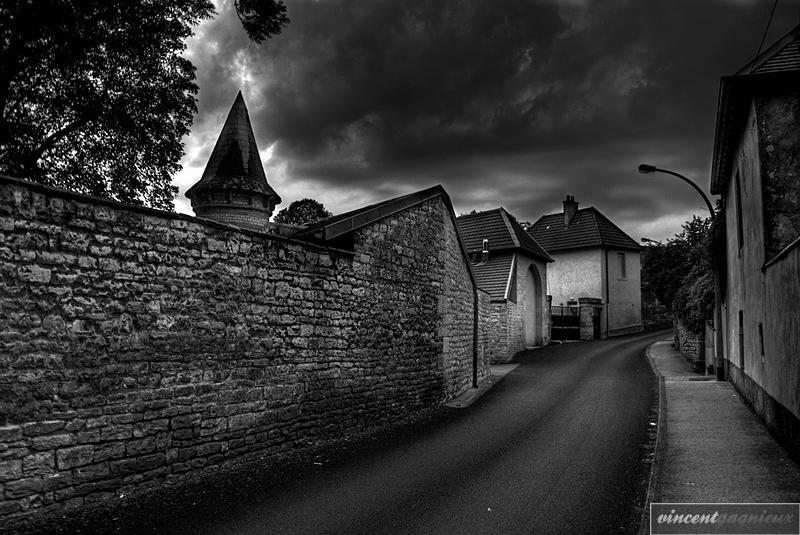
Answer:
126, 437, 156, 456
31, 433, 75, 450
100, 425, 132, 441
171, 414, 201, 429
0, 499, 21, 515
17, 265, 51, 283
22, 451, 55, 475
0, 459, 22, 481
0, 425, 22, 442
94, 442, 126, 462
73, 462, 110, 483
4, 476, 43, 498
42, 472, 73, 492
21, 421, 65, 436
56, 445, 95, 470
138, 453, 166, 472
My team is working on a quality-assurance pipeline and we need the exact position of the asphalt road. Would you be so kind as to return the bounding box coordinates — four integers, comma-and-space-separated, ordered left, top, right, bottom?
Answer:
48, 330, 666, 535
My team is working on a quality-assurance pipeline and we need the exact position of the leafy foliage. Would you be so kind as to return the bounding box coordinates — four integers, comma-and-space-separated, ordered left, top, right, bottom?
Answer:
235, 0, 290, 43
0, 0, 289, 210
274, 198, 332, 226
641, 215, 716, 334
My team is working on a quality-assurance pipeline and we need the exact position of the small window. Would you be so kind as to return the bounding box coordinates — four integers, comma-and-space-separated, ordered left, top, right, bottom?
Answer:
738, 310, 744, 371
735, 170, 744, 250
617, 252, 626, 279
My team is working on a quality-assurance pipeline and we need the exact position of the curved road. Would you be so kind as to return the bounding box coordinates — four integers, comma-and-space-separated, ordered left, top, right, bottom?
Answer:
71, 330, 665, 535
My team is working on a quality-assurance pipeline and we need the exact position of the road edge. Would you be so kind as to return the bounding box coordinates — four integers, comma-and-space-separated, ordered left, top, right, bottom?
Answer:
638, 341, 669, 535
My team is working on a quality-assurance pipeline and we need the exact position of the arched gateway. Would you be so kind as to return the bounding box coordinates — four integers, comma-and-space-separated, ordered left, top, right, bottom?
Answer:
524, 263, 544, 347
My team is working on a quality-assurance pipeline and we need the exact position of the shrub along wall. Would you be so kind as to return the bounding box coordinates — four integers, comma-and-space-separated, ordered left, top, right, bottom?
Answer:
0, 176, 486, 522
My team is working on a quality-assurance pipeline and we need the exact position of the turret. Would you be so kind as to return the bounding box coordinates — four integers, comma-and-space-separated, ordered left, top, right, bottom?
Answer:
186, 91, 281, 231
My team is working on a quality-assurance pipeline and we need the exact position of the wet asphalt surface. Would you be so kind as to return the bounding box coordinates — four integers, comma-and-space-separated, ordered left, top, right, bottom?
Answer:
25, 330, 665, 535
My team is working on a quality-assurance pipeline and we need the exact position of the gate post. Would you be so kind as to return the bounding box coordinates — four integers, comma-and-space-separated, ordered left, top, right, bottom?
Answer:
578, 297, 604, 340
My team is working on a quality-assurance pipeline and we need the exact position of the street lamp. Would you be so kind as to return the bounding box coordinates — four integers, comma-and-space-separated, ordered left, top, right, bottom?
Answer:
638, 164, 715, 219
638, 163, 723, 381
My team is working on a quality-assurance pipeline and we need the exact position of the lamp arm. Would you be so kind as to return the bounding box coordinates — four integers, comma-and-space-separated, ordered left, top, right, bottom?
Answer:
655, 167, 716, 219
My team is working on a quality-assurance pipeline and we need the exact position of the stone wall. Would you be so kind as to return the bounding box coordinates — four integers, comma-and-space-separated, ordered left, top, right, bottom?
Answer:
0, 176, 486, 523
757, 92, 800, 260
486, 302, 510, 363
673, 320, 703, 371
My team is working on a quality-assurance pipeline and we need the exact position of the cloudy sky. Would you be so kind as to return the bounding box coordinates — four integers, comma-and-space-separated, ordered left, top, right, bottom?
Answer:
174, 0, 800, 242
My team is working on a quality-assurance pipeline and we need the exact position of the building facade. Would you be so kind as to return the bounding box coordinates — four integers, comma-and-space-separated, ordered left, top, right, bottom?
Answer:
710, 25, 800, 457
529, 195, 642, 337
457, 208, 552, 362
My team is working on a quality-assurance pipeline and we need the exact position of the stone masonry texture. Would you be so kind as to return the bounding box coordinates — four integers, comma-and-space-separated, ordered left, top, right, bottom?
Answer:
0, 177, 487, 523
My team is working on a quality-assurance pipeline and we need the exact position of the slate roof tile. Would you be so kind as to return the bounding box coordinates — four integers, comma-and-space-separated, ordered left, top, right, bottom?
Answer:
529, 207, 640, 252
186, 92, 280, 202
472, 253, 514, 301
456, 208, 552, 262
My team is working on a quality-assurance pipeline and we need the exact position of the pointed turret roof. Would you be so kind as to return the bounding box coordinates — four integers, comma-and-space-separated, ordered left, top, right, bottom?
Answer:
186, 92, 281, 203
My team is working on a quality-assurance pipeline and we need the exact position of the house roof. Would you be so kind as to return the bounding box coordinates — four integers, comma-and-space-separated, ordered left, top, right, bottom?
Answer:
529, 207, 640, 252
471, 253, 515, 301
292, 185, 445, 242
711, 25, 800, 195
186, 92, 281, 202
289, 184, 479, 290
456, 208, 552, 262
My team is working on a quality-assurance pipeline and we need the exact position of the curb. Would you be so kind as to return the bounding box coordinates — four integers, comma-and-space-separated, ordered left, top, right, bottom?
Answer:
444, 364, 520, 409
638, 342, 668, 535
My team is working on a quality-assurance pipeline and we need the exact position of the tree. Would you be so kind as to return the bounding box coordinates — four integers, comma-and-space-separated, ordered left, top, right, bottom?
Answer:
0, 0, 289, 210
640, 215, 715, 333
274, 198, 332, 226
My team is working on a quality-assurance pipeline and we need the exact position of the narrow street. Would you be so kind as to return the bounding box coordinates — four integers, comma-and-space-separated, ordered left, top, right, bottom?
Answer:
62, 330, 665, 535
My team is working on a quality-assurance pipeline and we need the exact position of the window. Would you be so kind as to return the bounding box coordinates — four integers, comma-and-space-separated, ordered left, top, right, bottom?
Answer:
617, 252, 626, 279
735, 170, 744, 250
738, 310, 744, 371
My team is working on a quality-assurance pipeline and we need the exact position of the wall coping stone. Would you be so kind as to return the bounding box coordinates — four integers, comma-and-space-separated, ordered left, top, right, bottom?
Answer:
0, 174, 353, 257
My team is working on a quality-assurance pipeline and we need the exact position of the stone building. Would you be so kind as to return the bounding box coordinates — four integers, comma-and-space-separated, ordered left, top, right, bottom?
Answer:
185, 91, 281, 231
710, 24, 800, 457
456, 208, 552, 362
529, 195, 642, 338
0, 93, 491, 526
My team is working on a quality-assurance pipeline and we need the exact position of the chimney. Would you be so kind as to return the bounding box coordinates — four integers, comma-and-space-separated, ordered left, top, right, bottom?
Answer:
563, 195, 579, 227
481, 239, 489, 263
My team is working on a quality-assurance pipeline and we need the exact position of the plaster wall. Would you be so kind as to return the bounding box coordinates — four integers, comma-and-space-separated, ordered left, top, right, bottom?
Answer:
606, 248, 643, 334
722, 97, 800, 455
546, 249, 601, 307
722, 102, 768, 392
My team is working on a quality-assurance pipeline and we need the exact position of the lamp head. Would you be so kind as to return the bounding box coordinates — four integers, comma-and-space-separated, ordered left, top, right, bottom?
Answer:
638, 163, 657, 174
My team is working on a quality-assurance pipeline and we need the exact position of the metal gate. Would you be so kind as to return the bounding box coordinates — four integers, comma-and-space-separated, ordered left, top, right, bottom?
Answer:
551, 305, 580, 340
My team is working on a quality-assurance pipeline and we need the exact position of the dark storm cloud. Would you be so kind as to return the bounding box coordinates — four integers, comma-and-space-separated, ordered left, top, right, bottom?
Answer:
177, 0, 800, 241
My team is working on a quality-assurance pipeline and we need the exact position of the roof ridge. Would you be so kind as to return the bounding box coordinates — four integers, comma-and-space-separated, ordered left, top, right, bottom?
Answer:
588, 207, 603, 247
499, 208, 520, 248
737, 24, 800, 75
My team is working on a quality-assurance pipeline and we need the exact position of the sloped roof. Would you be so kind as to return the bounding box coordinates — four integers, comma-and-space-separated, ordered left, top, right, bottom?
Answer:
711, 25, 800, 194
736, 26, 800, 76
456, 208, 552, 262
292, 186, 444, 241
289, 184, 479, 294
472, 253, 514, 301
186, 92, 280, 202
529, 207, 640, 252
